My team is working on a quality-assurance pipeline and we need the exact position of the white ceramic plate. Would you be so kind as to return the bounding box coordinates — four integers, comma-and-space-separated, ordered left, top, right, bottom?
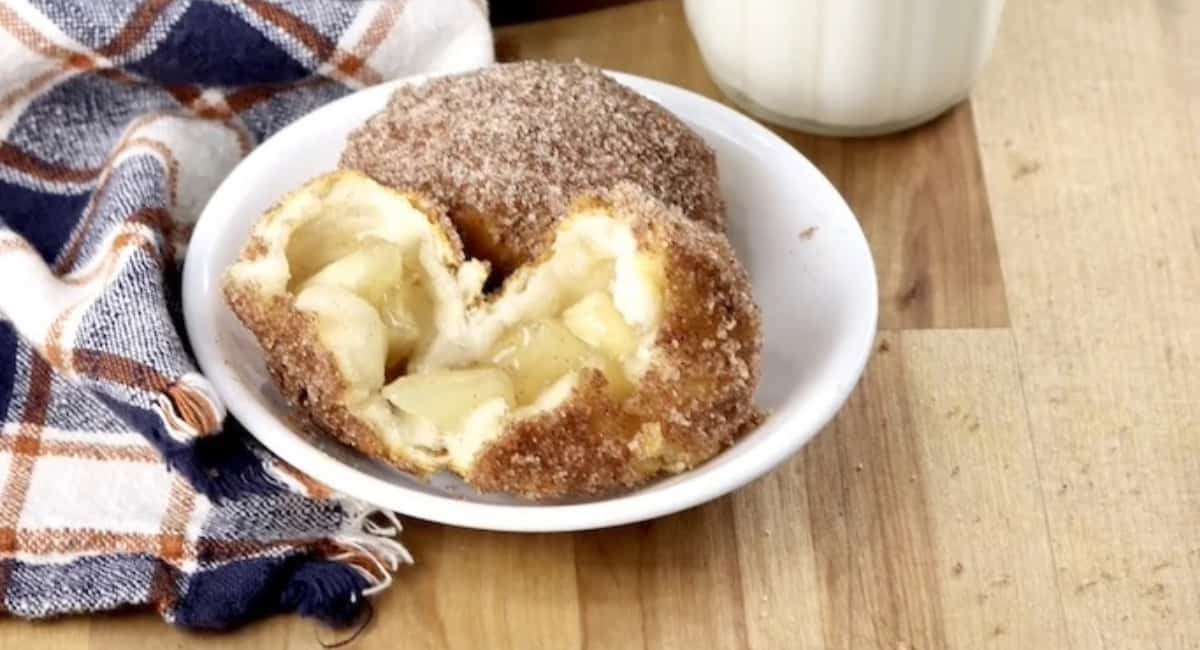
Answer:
183, 71, 878, 532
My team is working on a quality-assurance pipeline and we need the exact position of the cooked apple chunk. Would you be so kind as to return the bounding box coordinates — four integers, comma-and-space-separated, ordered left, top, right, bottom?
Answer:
562, 291, 638, 359
382, 367, 515, 431
293, 284, 387, 392
297, 240, 402, 300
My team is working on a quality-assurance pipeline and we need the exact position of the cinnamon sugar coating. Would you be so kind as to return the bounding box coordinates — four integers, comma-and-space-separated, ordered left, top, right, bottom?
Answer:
340, 60, 725, 279
470, 184, 762, 498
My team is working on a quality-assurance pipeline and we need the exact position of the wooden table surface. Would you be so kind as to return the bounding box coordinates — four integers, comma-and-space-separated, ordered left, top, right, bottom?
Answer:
5, 0, 1199, 648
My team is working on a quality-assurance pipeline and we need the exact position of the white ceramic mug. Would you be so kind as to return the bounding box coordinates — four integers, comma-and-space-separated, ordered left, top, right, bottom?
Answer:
684, 0, 1005, 136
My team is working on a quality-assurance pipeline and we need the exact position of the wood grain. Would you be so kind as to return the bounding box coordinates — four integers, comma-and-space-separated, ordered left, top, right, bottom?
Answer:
899, 330, 1069, 649
4, 0, 1200, 648
725, 330, 1069, 649
563, 499, 753, 650
391, 523, 582, 649
782, 106, 1010, 329
972, 0, 1200, 647
800, 333, 950, 650
0, 619, 87, 650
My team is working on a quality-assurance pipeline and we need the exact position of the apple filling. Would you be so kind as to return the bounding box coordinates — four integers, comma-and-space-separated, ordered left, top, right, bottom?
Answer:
230, 177, 664, 474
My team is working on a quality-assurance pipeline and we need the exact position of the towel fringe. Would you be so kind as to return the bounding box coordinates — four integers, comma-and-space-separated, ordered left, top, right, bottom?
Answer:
327, 501, 413, 597
173, 502, 410, 629
152, 372, 226, 443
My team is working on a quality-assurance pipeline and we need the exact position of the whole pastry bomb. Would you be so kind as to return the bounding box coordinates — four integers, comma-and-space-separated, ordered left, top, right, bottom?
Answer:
224, 171, 760, 499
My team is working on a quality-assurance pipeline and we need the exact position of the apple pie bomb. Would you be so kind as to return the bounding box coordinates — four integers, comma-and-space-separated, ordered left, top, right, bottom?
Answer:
224, 171, 761, 499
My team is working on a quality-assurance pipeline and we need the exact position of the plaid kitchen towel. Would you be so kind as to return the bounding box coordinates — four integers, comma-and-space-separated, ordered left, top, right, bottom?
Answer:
0, 0, 492, 630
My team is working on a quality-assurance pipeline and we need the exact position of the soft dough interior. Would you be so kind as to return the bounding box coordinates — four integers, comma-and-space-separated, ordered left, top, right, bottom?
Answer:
231, 178, 664, 474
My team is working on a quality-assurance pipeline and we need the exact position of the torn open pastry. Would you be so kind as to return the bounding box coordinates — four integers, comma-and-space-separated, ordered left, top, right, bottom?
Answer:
224, 170, 761, 499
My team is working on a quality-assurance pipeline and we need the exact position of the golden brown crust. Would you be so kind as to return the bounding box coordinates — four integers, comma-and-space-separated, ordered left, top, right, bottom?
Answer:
340, 61, 724, 279
612, 185, 763, 464
470, 371, 641, 498
224, 286, 381, 463
470, 184, 762, 499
